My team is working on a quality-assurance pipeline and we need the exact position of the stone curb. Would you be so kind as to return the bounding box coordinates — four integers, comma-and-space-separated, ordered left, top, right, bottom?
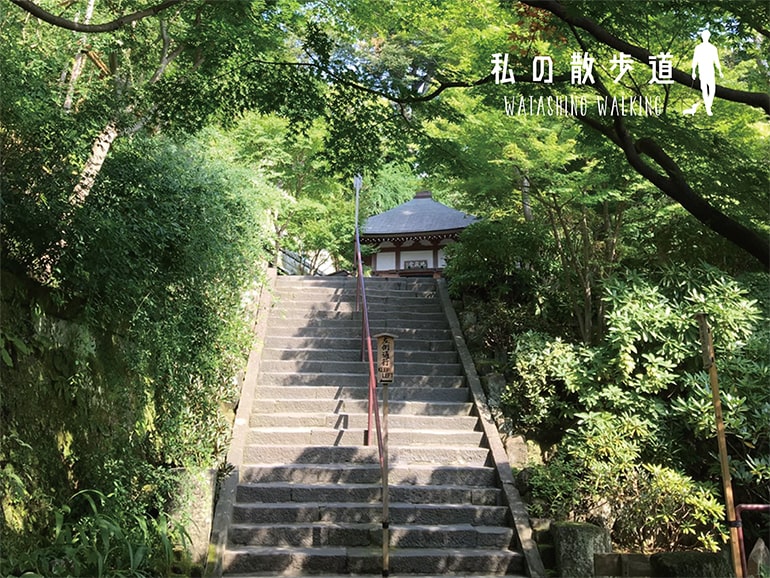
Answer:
204, 267, 277, 578
436, 279, 546, 578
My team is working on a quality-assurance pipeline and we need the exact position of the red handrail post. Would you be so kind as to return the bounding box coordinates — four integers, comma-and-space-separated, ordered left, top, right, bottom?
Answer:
735, 504, 770, 578
353, 175, 384, 458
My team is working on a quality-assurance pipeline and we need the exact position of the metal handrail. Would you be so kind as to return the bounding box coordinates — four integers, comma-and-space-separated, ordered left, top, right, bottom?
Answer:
353, 177, 384, 459
355, 235, 384, 457
736, 504, 770, 578
353, 176, 389, 576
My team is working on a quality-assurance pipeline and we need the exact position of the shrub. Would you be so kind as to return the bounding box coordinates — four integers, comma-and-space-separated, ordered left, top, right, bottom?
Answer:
444, 217, 554, 303
520, 456, 587, 521
1, 135, 270, 571
501, 331, 587, 438
612, 465, 726, 553
1, 490, 187, 578
491, 264, 768, 550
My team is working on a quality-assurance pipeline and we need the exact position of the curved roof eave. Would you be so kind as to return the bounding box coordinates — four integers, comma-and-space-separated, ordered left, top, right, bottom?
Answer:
362, 191, 478, 236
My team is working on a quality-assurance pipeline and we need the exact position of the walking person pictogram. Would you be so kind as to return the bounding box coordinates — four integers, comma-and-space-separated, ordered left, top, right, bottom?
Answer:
691, 30, 723, 116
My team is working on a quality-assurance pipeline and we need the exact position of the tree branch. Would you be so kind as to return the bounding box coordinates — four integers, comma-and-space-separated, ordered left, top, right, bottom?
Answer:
8, 0, 187, 33
520, 0, 770, 115
591, 113, 770, 268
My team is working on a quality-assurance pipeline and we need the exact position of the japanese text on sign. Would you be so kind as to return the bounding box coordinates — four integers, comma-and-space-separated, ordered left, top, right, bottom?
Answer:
491, 51, 675, 85
376, 334, 395, 383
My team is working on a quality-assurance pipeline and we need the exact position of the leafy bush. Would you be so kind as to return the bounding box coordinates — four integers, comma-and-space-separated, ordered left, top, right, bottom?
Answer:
1, 490, 187, 578
444, 217, 554, 303
487, 264, 769, 551
1, 135, 271, 571
501, 332, 587, 438
519, 455, 587, 521
525, 457, 727, 553
613, 465, 726, 553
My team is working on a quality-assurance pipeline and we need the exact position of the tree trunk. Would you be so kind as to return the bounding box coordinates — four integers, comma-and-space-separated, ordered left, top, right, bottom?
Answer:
63, 0, 96, 112
522, 177, 533, 221
70, 121, 119, 207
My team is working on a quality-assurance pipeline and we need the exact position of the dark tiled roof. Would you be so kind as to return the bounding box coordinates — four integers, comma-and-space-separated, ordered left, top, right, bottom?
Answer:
362, 191, 477, 237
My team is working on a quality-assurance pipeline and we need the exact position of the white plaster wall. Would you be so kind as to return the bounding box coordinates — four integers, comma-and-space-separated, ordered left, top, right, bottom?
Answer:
378, 252, 396, 270
401, 250, 433, 269
437, 248, 447, 268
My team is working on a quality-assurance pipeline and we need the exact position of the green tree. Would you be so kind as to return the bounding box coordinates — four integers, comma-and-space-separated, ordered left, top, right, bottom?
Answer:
505, 0, 770, 268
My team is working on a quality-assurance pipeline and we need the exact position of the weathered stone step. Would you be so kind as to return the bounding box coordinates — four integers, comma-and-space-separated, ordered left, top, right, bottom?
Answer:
227, 522, 375, 548
268, 317, 450, 331
225, 575, 525, 578
274, 276, 436, 291
260, 347, 459, 364
254, 385, 470, 402
222, 545, 524, 575
270, 301, 447, 325
270, 304, 442, 317
225, 575, 524, 578
274, 278, 436, 290
232, 502, 509, 526
249, 412, 480, 431
235, 482, 500, 506
258, 360, 463, 377
242, 444, 490, 466
239, 464, 497, 486
257, 373, 466, 388
267, 325, 452, 340
247, 427, 481, 447
271, 295, 443, 309
228, 522, 513, 549
263, 336, 456, 352
250, 398, 473, 416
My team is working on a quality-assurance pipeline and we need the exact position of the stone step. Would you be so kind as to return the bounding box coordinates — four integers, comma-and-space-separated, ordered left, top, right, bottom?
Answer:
275, 277, 436, 293
226, 575, 524, 578
253, 385, 470, 402
257, 360, 463, 377
239, 464, 497, 486
223, 546, 524, 575
257, 373, 466, 388
274, 276, 436, 291
231, 502, 510, 526
242, 444, 490, 466
270, 301, 447, 325
267, 325, 452, 340
250, 399, 473, 416
263, 336, 456, 352
228, 522, 513, 549
268, 317, 450, 330
218, 275, 533, 578
247, 427, 482, 447
271, 295, 443, 310
249, 412, 480, 431
225, 575, 524, 578
235, 482, 501, 506
260, 347, 459, 364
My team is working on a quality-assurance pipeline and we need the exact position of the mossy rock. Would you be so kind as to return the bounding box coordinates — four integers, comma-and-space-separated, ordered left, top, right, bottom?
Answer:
552, 521, 611, 578
650, 551, 733, 577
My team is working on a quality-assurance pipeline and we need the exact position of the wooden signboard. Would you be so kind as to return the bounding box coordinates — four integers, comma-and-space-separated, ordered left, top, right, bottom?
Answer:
375, 333, 396, 383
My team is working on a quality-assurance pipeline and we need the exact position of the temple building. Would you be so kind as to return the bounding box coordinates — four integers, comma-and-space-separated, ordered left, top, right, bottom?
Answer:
360, 190, 477, 277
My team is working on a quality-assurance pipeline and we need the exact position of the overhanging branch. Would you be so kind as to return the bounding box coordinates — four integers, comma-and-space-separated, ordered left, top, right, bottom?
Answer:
577, 113, 770, 269
520, 0, 770, 115
8, 0, 187, 33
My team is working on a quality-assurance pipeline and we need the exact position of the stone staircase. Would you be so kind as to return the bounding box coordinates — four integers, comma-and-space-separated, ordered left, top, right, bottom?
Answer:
210, 275, 540, 577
